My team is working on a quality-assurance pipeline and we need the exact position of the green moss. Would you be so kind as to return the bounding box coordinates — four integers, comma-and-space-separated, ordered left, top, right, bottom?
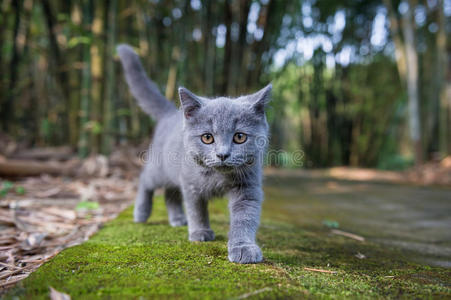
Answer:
7, 196, 451, 299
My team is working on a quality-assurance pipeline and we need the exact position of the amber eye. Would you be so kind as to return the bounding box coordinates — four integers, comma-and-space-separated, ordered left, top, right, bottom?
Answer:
201, 133, 214, 144
233, 132, 247, 144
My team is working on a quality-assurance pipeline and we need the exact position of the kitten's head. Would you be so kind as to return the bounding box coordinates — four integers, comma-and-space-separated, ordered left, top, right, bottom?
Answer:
179, 84, 272, 172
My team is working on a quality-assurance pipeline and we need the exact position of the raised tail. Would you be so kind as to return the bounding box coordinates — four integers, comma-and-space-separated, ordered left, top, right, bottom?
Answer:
117, 44, 176, 121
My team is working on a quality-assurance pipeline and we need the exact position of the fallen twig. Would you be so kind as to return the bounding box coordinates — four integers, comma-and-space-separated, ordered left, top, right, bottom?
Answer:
0, 262, 23, 270
0, 268, 27, 280
303, 267, 337, 274
49, 286, 71, 300
9, 147, 73, 161
235, 287, 273, 299
0, 159, 78, 177
331, 229, 365, 242
2, 274, 30, 288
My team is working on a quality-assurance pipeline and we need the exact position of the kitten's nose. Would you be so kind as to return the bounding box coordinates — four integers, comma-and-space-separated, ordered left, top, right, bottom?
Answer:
216, 153, 230, 161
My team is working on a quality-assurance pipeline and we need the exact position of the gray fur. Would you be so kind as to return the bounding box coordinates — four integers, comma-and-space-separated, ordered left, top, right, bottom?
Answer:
117, 44, 271, 264
117, 45, 176, 120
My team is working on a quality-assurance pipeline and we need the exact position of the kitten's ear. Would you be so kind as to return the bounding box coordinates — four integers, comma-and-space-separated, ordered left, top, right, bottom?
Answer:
178, 87, 203, 119
248, 83, 272, 115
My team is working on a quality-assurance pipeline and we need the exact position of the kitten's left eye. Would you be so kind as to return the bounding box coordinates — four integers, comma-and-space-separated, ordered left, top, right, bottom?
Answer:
233, 132, 247, 144
201, 133, 214, 144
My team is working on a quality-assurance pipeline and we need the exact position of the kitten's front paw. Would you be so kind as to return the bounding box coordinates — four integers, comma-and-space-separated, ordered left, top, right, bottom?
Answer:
228, 244, 263, 264
189, 229, 215, 242
134, 212, 149, 223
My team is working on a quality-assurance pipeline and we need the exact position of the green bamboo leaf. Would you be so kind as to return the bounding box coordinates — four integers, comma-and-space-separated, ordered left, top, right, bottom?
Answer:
67, 36, 91, 48
15, 186, 26, 195
76, 201, 100, 211
322, 220, 340, 229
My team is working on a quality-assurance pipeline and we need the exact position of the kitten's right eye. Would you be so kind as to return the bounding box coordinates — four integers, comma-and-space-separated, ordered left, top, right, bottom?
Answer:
201, 133, 214, 144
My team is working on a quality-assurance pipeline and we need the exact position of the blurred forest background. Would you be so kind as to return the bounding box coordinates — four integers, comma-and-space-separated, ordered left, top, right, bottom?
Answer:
0, 0, 450, 169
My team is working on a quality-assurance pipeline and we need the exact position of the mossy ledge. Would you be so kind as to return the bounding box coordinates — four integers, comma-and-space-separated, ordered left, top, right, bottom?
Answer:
6, 196, 451, 299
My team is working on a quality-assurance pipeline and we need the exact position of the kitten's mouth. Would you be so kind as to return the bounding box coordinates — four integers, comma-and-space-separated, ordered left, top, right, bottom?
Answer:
207, 157, 255, 172
213, 165, 235, 173
192, 156, 238, 171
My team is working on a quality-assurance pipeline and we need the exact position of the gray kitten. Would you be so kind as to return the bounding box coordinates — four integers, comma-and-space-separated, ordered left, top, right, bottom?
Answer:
117, 44, 271, 264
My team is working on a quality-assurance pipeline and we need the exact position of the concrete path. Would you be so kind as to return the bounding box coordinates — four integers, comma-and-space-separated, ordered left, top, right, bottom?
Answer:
264, 174, 451, 267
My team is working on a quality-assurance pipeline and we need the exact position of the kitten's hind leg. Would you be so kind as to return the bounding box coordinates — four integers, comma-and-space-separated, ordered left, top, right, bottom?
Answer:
134, 173, 154, 223
165, 188, 187, 227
